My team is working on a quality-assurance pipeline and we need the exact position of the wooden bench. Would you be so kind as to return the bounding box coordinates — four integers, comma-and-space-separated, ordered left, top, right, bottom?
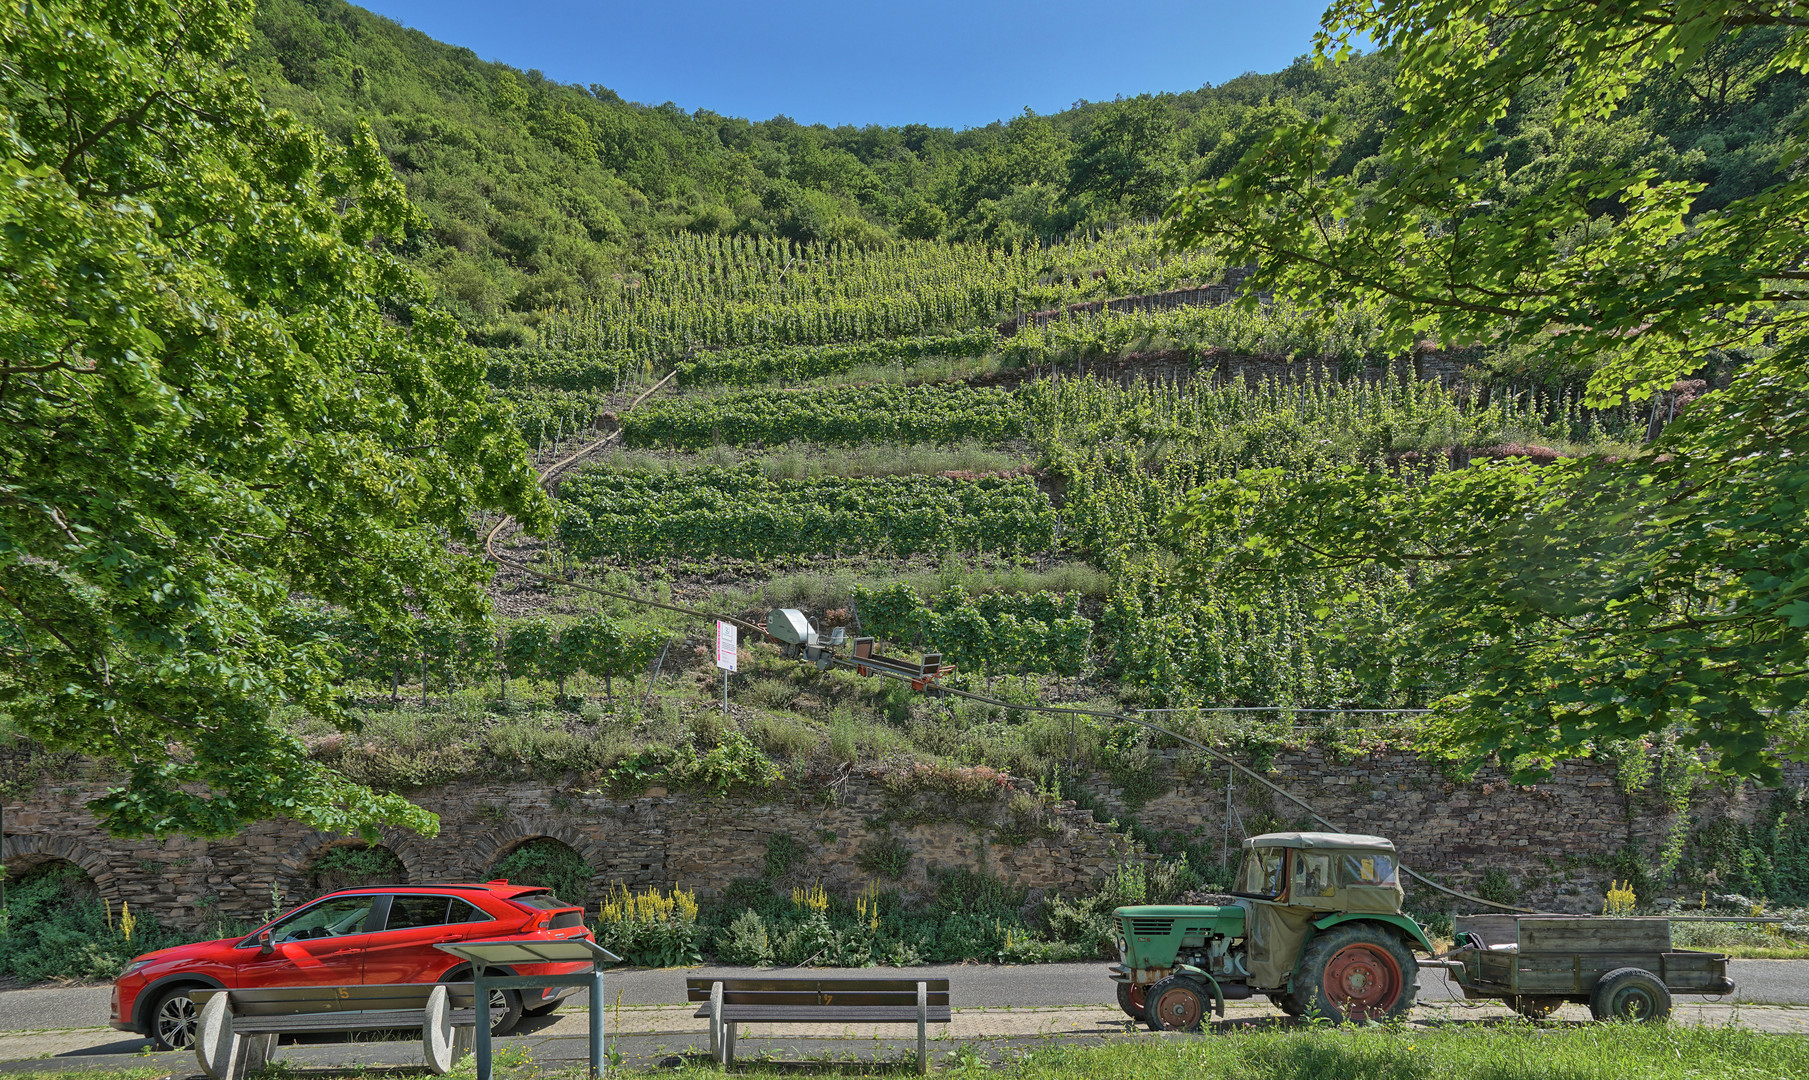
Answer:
189, 984, 489, 1080
685, 977, 951, 1074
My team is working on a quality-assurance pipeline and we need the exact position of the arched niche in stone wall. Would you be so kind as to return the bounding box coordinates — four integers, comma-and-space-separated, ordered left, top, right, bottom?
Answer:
273, 828, 428, 908
484, 834, 597, 908
1, 836, 115, 902
302, 840, 409, 896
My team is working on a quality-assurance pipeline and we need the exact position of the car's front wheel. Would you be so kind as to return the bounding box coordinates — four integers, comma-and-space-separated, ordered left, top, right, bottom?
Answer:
148, 985, 201, 1051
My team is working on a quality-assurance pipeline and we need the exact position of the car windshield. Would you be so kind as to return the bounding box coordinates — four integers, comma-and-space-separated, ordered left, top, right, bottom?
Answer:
267, 895, 377, 943
1235, 847, 1286, 899
510, 893, 567, 911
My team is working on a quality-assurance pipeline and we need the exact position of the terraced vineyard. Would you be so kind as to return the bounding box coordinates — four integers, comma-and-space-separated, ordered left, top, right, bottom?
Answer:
556, 467, 1057, 561
465, 225, 1658, 715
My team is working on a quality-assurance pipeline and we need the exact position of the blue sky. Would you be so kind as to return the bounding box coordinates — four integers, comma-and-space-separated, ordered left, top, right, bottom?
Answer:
356, 0, 1332, 129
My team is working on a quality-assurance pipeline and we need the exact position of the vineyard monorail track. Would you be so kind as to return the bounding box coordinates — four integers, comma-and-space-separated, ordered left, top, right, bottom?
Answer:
479, 367, 1529, 915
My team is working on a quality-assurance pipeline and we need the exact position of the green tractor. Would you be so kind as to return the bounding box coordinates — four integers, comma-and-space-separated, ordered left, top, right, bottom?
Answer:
1111, 832, 1434, 1030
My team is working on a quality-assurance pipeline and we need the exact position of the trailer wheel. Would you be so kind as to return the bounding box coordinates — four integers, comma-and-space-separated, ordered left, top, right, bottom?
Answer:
1143, 976, 1210, 1032
1115, 981, 1148, 1020
1509, 996, 1564, 1020
1293, 923, 1419, 1024
1590, 968, 1671, 1023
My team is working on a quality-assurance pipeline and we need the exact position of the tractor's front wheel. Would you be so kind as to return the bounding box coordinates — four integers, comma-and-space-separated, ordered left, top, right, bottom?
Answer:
1115, 981, 1147, 1020
1143, 976, 1210, 1032
1291, 923, 1418, 1023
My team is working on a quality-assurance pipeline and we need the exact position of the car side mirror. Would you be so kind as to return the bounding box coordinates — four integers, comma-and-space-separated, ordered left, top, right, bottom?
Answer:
258, 930, 273, 955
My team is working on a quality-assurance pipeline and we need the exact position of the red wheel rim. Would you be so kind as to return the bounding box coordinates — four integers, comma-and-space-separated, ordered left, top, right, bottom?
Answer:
1322, 943, 1403, 1020
1153, 985, 1203, 1030
1127, 984, 1147, 1012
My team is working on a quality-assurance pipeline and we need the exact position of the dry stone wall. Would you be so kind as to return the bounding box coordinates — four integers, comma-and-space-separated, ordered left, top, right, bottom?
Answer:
1077, 747, 1809, 913
1, 766, 1143, 929
13, 748, 1800, 927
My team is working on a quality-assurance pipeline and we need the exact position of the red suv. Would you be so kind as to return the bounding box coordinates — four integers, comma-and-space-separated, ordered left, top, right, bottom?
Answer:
110, 881, 594, 1049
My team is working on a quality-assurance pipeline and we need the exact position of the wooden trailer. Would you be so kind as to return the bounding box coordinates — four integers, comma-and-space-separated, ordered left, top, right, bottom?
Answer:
1430, 915, 1735, 1021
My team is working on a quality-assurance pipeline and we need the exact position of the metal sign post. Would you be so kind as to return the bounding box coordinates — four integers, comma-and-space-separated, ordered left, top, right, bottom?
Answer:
715, 620, 737, 713
435, 938, 621, 1080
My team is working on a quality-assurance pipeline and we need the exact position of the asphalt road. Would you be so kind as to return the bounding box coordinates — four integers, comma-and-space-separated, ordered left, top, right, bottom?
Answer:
3, 960, 1804, 1033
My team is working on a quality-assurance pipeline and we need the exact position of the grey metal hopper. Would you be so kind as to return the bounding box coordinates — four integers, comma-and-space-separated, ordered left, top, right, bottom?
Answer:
767, 608, 816, 646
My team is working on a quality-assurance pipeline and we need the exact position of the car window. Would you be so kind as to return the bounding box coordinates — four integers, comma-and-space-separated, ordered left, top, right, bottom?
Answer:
383, 894, 452, 931
510, 893, 565, 911
448, 899, 489, 924
270, 895, 376, 942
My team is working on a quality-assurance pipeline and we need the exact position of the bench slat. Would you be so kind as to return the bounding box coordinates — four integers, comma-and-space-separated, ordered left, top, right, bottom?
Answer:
684, 979, 949, 1002
695, 1004, 952, 1024
190, 984, 480, 1016
233, 1008, 485, 1035
685, 978, 948, 992
694, 991, 949, 1007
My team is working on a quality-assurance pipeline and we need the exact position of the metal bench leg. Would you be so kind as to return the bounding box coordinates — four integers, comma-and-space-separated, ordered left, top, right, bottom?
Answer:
916, 981, 928, 1076
475, 969, 493, 1080
709, 981, 724, 1065
588, 968, 605, 1079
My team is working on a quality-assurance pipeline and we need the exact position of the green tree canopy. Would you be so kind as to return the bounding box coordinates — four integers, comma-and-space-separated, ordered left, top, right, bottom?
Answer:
1162, 1, 1809, 782
0, 0, 550, 837
1067, 96, 1180, 216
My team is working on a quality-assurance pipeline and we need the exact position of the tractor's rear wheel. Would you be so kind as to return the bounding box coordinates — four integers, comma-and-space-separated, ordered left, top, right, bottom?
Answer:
1115, 981, 1148, 1020
1143, 976, 1210, 1032
1268, 992, 1303, 1016
1292, 923, 1418, 1024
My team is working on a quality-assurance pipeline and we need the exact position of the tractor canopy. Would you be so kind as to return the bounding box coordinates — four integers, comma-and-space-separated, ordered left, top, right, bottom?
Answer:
1237, 831, 1405, 914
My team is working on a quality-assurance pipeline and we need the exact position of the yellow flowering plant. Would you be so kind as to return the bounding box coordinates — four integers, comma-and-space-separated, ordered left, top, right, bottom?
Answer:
592, 882, 701, 967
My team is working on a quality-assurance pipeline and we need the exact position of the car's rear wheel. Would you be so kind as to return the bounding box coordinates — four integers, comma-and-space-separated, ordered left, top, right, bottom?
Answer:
148, 985, 201, 1050
441, 969, 523, 1035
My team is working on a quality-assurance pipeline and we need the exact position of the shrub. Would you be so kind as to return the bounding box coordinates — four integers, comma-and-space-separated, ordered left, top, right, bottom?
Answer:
715, 910, 775, 966
1044, 862, 1154, 958
763, 833, 806, 879
1476, 868, 1517, 906
309, 844, 405, 891
492, 838, 593, 907
0, 864, 183, 982
857, 834, 914, 880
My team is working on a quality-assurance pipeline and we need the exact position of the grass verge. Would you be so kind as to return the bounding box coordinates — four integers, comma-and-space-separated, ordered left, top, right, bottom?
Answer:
617, 1022, 1809, 1077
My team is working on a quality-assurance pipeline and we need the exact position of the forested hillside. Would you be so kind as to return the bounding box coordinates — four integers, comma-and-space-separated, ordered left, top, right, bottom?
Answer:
243, 0, 1806, 342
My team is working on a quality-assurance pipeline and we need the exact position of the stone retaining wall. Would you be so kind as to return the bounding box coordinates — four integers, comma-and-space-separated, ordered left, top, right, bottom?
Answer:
0, 766, 1142, 928
1075, 747, 1809, 912
10, 748, 1799, 926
